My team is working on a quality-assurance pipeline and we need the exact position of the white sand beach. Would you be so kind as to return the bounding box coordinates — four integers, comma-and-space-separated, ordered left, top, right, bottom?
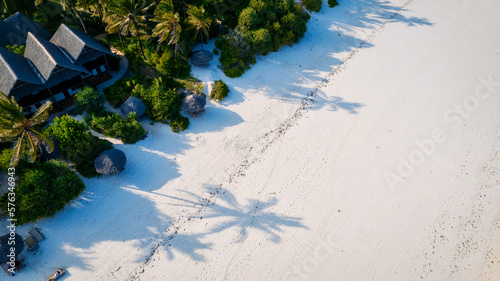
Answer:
2, 0, 500, 280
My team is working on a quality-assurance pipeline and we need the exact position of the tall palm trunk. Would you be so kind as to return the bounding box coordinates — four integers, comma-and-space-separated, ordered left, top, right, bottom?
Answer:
133, 21, 146, 59
66, 0, 88, 33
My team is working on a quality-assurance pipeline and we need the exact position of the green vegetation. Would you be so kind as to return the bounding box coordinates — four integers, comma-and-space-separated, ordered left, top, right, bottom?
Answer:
169, 115, 190, 133
210, 80, 230, 102
303, 0, 323, 12
215, 0, 310, 77
46, 115, 112, 178
0, 91, 53, 167
328, 0, 339, 8
85, 112, 146, 144
104, 75, 146, 107
0, 160, 85, 225
135, 83, 182, 123
74, 86, 105, 115
6, 45, 25, 55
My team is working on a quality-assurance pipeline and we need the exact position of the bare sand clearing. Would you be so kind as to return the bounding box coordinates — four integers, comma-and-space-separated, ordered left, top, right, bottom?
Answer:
2, 0, 499, 280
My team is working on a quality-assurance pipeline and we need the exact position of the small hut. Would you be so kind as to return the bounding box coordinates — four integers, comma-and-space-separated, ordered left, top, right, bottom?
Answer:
190, 50, 213, 67
182, 94, 206, 116
120, 97, 146, 117
94, 149, 126, 175
0, 233, 25, 274
40, 136, 62, 161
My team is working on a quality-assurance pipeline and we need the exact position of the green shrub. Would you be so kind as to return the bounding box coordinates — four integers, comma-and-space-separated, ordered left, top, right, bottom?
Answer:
6, 45, 25, 55
136, 84, 182, 123
210, 80, 230, 102
216, 0, 309, 77
46, 115, 113, 178
74, 86, 104, 115
0, 160, 85, 224
85, 112, 146, 144
104, 75, 145, 107
0, 149, 13, 172
169, 115, 190, 133
147, 48, 191, 78
213, 49, 219, 55
328, 0, 339, 8
216, 28, 256, 78
303, 0, 323, 12
238, 7, 259, 29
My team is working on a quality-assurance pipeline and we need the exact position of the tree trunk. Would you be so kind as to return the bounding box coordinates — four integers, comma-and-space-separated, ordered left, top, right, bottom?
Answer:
118, 32, 125, 49
133, 21, 146, 59
67, 0, 88, 33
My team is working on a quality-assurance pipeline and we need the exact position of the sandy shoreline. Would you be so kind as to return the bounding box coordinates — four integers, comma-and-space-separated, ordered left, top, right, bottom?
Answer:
1, 0, 499, 280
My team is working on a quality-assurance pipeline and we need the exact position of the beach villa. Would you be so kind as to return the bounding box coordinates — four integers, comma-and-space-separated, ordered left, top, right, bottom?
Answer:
0, 12, 114, 114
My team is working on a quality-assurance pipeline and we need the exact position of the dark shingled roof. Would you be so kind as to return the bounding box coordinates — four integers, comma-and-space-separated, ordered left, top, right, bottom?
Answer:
120, 97, 146, 117
94, 149, 127, 175
182, 94, 206, 115
190, 50, 214, 67
24, 32, 89, 81
51, 24, 113, 64
0, 12, 52, 47
0, 47, 44, 95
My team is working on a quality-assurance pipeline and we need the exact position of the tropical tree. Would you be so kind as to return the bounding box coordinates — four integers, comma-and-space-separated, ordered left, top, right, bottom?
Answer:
152, 1, 181, 53
104, 0, 152, 59
186, 4, 212, 51
0, 92, 53, 167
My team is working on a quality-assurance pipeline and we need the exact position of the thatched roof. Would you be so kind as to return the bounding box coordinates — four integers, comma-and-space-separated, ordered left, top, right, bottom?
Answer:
190, 50, 213, 67
41, 136, 62, 161
0, 12, 52, 47
120, 97, 146, 117
0, 233, 25, 264
182, 94, 206, 115
24, 32, 89, 81
0, 47, 44, 95
50, 24, 114, 64
94, 149, 126, 175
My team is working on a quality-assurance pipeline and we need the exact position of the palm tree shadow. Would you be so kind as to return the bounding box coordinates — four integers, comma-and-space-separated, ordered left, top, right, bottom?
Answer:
173, 185, 307, 244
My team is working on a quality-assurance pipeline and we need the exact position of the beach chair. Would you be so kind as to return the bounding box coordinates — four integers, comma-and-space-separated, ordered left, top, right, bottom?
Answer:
25, 236, 39, 251
29, 227, 45, 243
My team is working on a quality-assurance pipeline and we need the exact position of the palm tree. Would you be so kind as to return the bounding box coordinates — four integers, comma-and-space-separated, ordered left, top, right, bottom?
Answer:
104, 0, 152, 59
0, 92, 53, 167
186, 5, 212, 51
152, 9, 181, 53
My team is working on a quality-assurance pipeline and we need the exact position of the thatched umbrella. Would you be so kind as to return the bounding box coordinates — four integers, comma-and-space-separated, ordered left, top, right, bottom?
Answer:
190, 50, 213, 67
94, 149, 126, 175
0, 233, 25, 264
120, 97, 146, 117
182, 94, 206, 116
41, 136, 62, 161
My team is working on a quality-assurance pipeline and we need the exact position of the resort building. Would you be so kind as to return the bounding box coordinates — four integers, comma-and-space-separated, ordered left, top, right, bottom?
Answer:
0, 12, 114, 114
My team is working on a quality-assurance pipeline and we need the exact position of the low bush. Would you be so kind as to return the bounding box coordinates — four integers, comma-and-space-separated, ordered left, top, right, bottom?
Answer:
85, 112, 146, 144
303, 0, 323, 12
135, 84, 182, 124
328, 0, 339, 8
210, 80, 230, 102
74, 86, 104, 115
104, 75, 145, 107
147, 48, 191, 78
0, 149, 13, 172
0, 160, 85, 225
46, 115, 113, 178
169, 115, 190, 133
